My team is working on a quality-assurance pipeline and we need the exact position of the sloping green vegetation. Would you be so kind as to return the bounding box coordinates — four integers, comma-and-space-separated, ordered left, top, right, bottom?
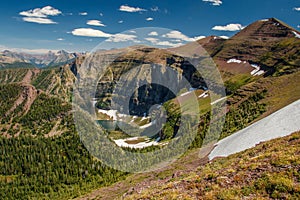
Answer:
124, 131, 300, 199
0, 133, 128, 200
15, 93, 71, 135
0, 68, 29, 84
0, 84, 23, 123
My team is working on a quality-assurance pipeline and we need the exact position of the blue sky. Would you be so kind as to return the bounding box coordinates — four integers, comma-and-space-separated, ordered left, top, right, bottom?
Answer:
0, 0, 299, 53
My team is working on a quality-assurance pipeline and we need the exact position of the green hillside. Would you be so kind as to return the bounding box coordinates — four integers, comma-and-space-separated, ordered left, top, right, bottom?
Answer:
124, 131, 300, 199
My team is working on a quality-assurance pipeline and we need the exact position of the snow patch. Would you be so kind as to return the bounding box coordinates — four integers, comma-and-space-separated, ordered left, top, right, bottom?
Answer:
254, 70, 265, 76
139, 120, 156, 129
199, 91, 209, 98
227, 58, 242, 64
140, 116, 149, 121
250, 64, 265, 76
219, 36, 229, 40
98, 109, 117, 120
114, 137, 159, 149
210, 97, 226, 105
180, 91, 190, 97
292, 31, 300, 39
260, 19, 269, 22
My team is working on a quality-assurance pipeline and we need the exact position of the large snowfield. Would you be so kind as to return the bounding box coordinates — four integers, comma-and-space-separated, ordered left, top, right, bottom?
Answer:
209, 99, 300, 160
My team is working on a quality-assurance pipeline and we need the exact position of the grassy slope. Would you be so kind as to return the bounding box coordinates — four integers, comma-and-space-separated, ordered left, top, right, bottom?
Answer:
124, 131, 300, 200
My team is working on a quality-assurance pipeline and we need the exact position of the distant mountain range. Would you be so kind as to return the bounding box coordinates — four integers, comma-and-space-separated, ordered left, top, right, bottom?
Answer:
0, 49, 83, 68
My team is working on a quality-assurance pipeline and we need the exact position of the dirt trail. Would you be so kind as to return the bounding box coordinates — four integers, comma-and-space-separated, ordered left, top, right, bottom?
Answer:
22, 68, 40, 84
22, 69, 33, 84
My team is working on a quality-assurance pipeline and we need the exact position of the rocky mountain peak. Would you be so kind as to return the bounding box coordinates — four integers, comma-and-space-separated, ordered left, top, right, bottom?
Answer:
232, 17, 299, 40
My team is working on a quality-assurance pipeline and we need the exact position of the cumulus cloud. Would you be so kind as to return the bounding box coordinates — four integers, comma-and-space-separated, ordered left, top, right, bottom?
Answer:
212, 23, 244, 31
145, 37, 183, 47
156, 41, 183, 47
107, 34, 139, 43
202, 0, 222, 6
79, 12, 88, 16
71, 28, 111, 38
119, 5, 147, 12
293, 7, 300, 11
19, 6, 61, 18
193, 36, 206, 40
145, 37, 159, 43
146, 17, 154, 21
57, 38, 65, 41
118, 20, 124, 24
148, 31, 158, 36
87, 20, 106, 27
162, 30, 195, 42
22, 17, 57, 24
19, 6, 61, 24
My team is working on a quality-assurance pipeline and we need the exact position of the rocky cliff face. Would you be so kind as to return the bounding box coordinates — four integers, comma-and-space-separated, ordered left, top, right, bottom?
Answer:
91, 47, 206, 116
71, 18, 300, 116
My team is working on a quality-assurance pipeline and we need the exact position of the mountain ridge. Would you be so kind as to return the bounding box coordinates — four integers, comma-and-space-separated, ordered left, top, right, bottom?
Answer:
0, 49, 83, 68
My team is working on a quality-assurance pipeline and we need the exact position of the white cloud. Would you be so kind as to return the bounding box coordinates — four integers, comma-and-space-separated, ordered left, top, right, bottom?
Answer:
87, 20, 106, 27
99, 13, 104, 16
119, 5, 147, 12
118, 20, 124, 24
0, 45, 58, 54
79, 12, 88, 16
193, 36, 206, 40
293, 7, 300, 11
19, 6, 61, 24
162, 30, 195, 42
298, 25, 300, 28
71, 28, 111, 38
156, 41, 183, 47
202, 0, 223, 6
57, 38, 65, 41
19, 6, 62, 18
145, 37, 159, 43
212, 23, 244, 31
151, 7, 159, 12
148, 31, 158, 36
107, 34, 139, 42
145, 37, 183, 47
22, 17, 57, 24
146, 17, 154, 21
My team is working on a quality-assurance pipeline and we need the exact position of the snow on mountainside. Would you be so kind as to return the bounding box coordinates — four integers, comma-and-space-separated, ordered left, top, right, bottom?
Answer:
209, 99, 300, 160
